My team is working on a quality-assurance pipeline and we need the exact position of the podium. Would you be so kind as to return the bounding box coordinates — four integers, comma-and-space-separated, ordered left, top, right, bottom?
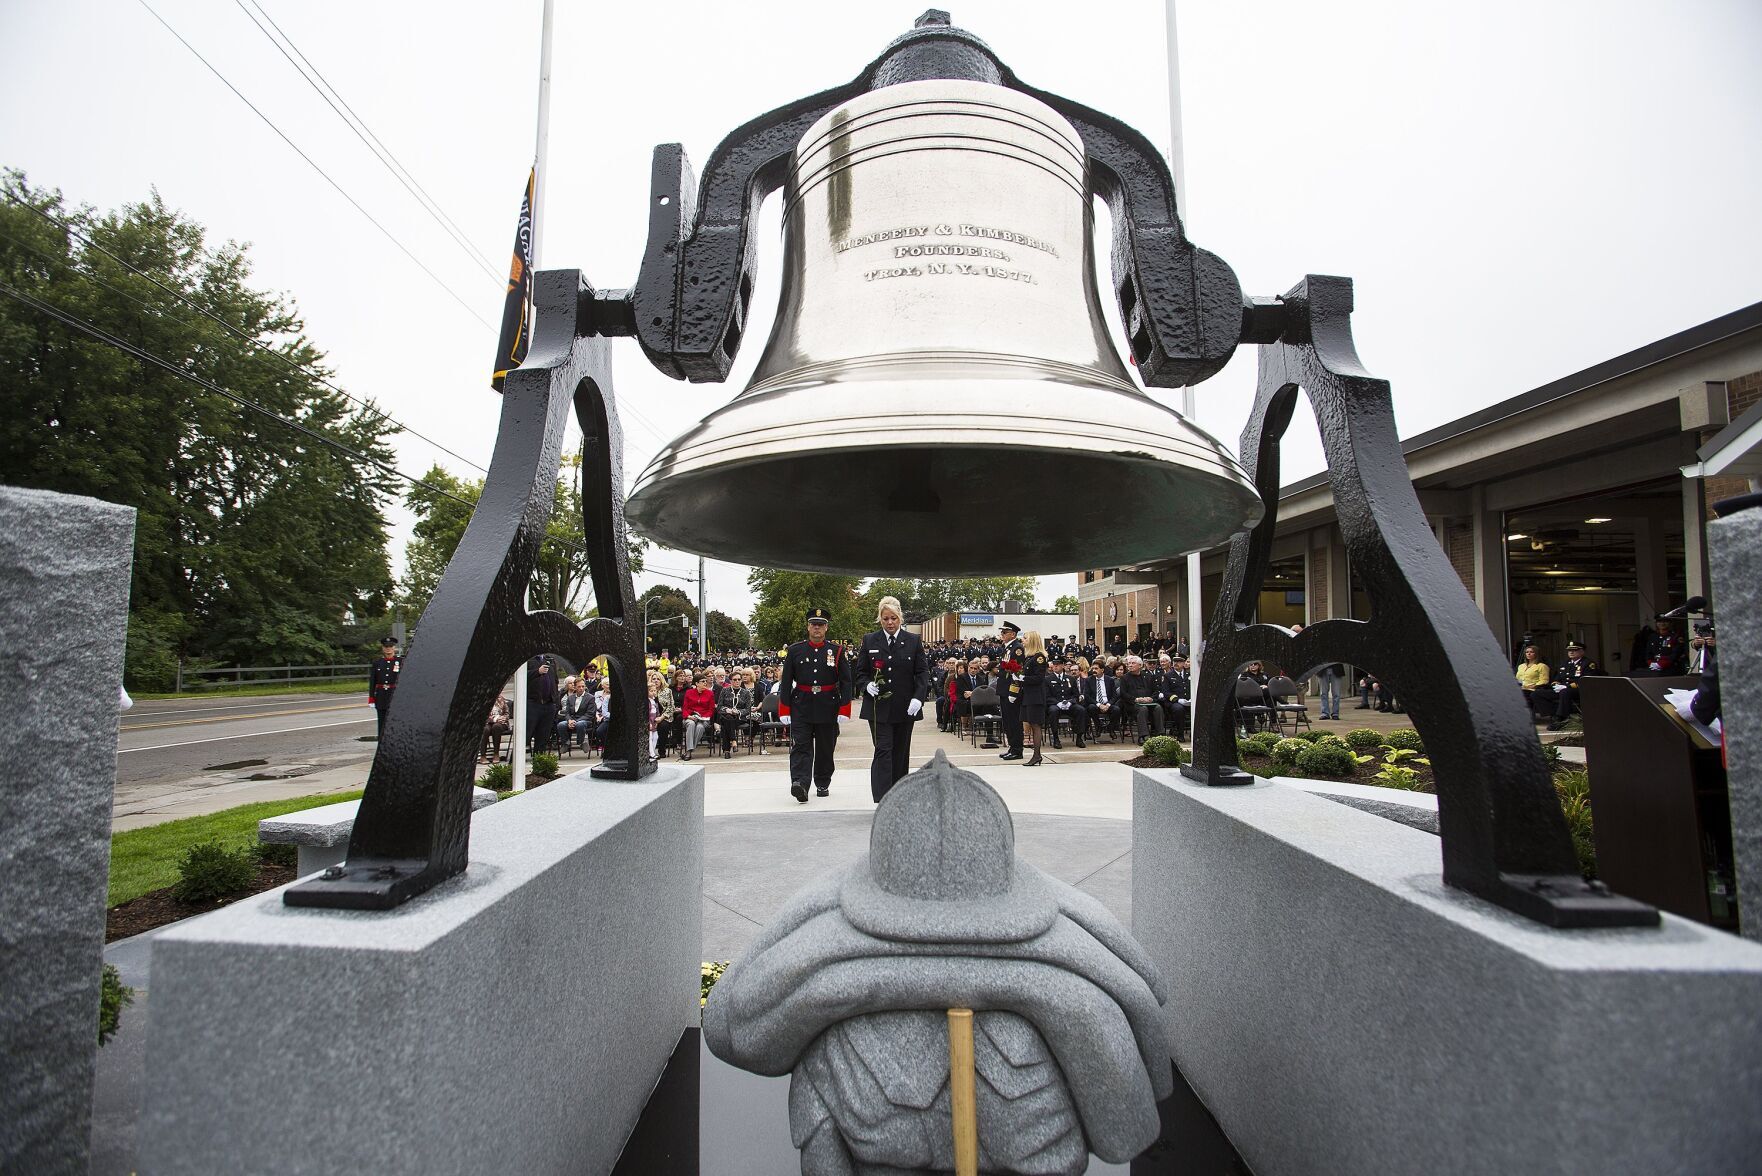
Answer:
1581, 675, 1735, 929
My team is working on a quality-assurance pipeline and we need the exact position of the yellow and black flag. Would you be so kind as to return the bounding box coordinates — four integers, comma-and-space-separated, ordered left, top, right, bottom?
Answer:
490, 167, 536, 392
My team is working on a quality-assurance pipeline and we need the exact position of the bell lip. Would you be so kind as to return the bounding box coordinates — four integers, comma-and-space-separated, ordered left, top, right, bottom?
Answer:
627, 362, 1251, 494
623, 436, 1264, 578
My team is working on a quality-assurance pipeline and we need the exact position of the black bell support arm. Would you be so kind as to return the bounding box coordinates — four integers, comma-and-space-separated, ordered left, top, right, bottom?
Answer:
1184, 275, 1658, 929
285, 270, 655, 911
627, 11, 1242, 390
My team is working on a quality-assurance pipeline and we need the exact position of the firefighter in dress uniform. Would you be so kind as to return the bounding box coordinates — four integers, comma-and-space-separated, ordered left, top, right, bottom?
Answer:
368, 636, 401, 741
996, 620, 1027, 760
778, 607, 852, 803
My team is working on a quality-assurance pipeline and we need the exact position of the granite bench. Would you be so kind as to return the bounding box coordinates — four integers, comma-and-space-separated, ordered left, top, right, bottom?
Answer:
258, 787, 497, 876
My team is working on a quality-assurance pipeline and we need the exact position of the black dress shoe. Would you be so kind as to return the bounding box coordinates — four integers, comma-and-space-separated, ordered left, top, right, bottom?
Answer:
816, 786, 829, 797
1075, 739, 1086, 748
999, 751, 1023, 761
791, 781, 808, 802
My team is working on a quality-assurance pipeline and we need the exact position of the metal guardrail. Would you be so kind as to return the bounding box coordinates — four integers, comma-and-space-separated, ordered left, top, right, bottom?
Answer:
173, 662, 371, 692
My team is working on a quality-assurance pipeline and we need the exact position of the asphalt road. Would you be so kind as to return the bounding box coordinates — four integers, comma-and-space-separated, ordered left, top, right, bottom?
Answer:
115, 692, 380, 826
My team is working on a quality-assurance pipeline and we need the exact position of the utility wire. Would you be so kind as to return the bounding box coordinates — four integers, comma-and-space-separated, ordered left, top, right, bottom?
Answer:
134, 0, 497, 333
0, 280, 624, 563
0, 206, 490, 477
5, 278, 675, 576
4, 200, 679, 570
231, 0, 503, 284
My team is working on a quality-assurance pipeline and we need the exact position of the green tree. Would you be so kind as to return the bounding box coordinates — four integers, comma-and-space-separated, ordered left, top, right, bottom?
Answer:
401, 453, 645, 625
747, 568, 863, 649
0, 171, 398, 679
1053, 593, 1080, 614
638, 584, 696, 654
706, 609, 750, 651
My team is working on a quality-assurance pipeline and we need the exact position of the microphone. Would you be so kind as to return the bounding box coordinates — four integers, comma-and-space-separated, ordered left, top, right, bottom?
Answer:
1659, 596, 1707, 619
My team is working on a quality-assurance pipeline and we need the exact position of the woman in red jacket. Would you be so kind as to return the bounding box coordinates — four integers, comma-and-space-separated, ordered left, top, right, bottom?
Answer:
681, 673, 716, 761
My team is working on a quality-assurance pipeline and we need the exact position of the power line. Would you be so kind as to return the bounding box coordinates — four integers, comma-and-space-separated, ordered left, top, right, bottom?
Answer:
0, 281, 620, 563
0, 205, 490, 478
231, 0, 503, 284
134, 0, 497, 333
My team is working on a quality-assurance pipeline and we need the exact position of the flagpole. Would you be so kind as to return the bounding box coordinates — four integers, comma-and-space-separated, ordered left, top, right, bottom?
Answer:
1163, 0, 1207, 711
512, 0, 555, 794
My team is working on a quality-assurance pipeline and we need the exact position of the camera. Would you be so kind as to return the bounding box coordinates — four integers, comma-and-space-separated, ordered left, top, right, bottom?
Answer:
1693, 616, 1715, 638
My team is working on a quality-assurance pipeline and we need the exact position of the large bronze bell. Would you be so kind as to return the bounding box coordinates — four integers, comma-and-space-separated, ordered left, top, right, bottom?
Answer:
624, 78, 1261, 576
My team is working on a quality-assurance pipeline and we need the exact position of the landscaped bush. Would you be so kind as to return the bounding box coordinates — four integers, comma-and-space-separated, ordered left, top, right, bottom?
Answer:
1555, 769, 1596, 878
1296, 741, 1360, 777
99, 963, 134, 1046
254, 841, 297, 868
1236, 739, 1265, 760
531, 752, 561, 779
1245, 730, 1282, 755
479, 763, 513, 791
1296, 729, 1331, 742
173, 841, 256, 904
1142, 736, 1187, 766
1271, 737, 1308, 767
1383, 728, 1425, 753
701, 959, 729, 1010
1311, 733, 1347, 746
1344, 727, 1385, 751
1539, 741, 1562, 767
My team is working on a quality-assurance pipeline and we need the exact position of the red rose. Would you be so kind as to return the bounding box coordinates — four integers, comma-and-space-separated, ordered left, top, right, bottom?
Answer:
873, 659, 885, 669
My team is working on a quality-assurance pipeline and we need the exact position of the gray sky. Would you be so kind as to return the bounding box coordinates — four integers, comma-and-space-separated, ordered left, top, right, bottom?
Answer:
5, 0, 1759, 628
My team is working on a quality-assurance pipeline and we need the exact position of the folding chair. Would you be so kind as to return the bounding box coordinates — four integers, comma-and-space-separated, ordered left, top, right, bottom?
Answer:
1234, 679, 1274, 735
1268, 675, 1310, 735
755, 693, 788, 754
967, 685, 1001, 747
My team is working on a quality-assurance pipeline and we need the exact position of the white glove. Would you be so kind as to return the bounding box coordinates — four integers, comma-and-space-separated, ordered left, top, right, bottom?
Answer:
837, 714, 849, 724
781, 714, 792, 725
866, 681, 881, 697
906, 698, 922, 717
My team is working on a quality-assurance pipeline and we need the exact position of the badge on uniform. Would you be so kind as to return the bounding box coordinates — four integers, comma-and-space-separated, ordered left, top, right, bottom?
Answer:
825, 651, 835, 667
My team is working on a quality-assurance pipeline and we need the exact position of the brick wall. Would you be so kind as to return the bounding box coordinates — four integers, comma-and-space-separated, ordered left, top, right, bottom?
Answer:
1445, 521, 1476, 596
1729, 369, 1762, 419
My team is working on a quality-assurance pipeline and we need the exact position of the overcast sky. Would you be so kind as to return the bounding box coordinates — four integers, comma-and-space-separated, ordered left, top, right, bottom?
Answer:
5, 0, 1759, 629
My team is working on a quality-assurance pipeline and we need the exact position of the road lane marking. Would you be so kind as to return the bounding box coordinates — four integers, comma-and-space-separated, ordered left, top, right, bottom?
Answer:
123, 702, 364, 731
118, 717, 375, 753
126, 695, 358, 720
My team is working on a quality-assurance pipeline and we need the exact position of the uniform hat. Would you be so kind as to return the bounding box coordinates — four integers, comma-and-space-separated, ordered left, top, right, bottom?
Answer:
379, 636, 397, 646
1566, 640, 1584, 650
805, 607, 830, 624
999, 620, 1020, 634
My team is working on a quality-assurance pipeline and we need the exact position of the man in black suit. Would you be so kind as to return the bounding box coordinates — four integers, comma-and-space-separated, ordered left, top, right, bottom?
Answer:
853, 595, 931, 802
1120, 655, 1166, 742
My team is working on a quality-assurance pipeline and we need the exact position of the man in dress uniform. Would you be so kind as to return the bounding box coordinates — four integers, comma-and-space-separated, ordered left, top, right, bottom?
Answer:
778, 607, 851, 802
1546, 640, 1601, 730
853, 596, 931, 802
368, 636, 400, 740
996, 620, 1027, 760
1044, 656, 1085, 749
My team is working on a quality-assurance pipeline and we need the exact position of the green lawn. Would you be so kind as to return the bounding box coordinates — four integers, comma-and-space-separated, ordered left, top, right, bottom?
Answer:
131, 679, 367, 701
108, 790, 363, 907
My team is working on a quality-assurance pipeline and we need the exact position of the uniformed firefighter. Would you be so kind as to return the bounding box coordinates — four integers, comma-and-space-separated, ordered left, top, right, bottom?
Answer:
778, 607, 852, 802
368, 636, 401, 740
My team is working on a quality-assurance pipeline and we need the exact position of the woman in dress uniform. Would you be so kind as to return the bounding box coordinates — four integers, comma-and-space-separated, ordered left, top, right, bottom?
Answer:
1020, 630, 1050, 767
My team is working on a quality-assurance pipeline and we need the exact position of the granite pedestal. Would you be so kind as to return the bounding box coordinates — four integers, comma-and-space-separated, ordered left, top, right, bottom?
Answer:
1708, 506, 1761, 942
1133, 768, 1762, 1176
140, 764, 703, 1174
0, 486, 135, 1174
